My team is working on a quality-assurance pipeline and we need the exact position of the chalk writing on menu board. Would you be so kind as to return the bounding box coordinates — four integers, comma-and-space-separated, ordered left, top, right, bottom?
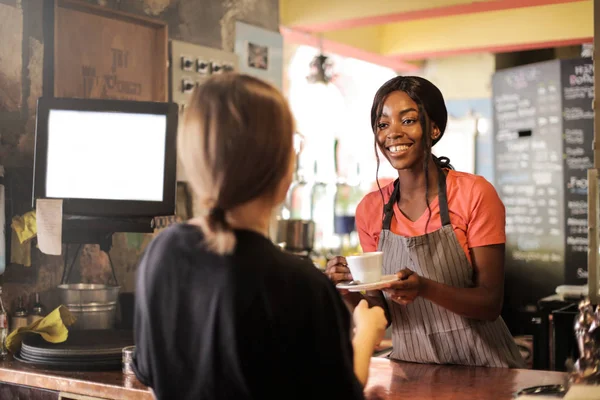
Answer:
494, 61, 565, 272
562, 59, 594, 284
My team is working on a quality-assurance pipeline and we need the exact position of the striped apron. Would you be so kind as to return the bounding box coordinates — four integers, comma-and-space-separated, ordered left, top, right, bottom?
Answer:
374, 166, 525, 368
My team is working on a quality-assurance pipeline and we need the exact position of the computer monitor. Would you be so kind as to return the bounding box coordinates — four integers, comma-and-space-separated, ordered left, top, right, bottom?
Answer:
32, 97, 178, 218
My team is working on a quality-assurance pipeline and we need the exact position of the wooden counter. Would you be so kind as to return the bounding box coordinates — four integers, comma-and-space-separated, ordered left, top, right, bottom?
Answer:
0, 355, 567, 399
364, 358, 568, 400
0, 355, 152, 399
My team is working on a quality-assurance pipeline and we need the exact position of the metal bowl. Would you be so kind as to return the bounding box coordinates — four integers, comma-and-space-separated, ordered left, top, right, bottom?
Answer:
57, 284, 120, 304
57, 284, 121, 330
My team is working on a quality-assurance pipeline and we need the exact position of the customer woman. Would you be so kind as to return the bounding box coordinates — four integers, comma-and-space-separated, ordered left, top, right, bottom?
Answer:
132, 73, 388, 399
326, 76, 524, 368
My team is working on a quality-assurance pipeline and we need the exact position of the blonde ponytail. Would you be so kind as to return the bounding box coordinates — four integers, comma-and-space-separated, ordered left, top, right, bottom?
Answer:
178, 74, 294, 256
199, 207, 236, 255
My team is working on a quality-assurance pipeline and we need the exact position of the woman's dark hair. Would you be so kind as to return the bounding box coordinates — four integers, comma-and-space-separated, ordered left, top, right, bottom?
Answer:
370, 76, 451, 234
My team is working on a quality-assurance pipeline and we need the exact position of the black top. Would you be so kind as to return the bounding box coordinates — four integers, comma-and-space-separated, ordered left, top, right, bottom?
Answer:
132, 224, 364, 400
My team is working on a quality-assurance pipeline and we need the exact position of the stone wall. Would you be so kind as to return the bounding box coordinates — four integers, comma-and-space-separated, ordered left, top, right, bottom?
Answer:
0, 0, 278, 314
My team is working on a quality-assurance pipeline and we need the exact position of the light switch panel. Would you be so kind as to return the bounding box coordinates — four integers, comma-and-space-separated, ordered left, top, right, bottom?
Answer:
169, 40, 239, 182
169, 39, 239, 107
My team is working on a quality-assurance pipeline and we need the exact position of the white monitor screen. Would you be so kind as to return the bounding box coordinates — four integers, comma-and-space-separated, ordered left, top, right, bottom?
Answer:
45, 109, 167, 202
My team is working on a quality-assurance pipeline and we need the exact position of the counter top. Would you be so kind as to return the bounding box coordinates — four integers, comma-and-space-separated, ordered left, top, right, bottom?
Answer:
0, 355, 152, 399
0, 355, 567, 399
364, 358, 568, 400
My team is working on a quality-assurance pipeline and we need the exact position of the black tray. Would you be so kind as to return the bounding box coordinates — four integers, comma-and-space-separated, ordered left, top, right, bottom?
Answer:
14, 351, 122, 371
19, 350, 121, 364
13, 329, 133, 371
21, 329, 132, 356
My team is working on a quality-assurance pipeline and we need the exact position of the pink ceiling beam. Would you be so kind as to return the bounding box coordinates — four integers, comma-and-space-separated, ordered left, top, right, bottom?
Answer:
280, 26, 420, 71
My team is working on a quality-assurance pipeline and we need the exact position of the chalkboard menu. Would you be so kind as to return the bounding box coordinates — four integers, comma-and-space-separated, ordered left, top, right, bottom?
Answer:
493, 60, 565, 308
493, 57, 595, 311
561, 58, 594, 285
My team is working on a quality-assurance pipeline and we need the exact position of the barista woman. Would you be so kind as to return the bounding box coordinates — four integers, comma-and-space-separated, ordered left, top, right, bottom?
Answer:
326, 76, 524, 368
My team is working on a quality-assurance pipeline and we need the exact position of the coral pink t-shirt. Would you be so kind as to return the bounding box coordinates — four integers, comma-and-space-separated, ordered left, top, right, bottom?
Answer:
355, 170, 505, 264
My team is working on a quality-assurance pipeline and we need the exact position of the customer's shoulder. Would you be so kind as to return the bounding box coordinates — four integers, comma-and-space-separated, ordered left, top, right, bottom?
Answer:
139, 223, 202, 269
152, 223, 200, 245
275, 249, 322, 276
267, 252, 336, 299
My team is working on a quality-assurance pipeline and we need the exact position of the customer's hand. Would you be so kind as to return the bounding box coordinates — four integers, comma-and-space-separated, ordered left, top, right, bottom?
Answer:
353, 300, 387, 347
326, 256, 352, 294
365, 385, 387, 400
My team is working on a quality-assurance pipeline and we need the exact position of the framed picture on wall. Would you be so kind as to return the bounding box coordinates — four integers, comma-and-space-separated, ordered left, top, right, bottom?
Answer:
235, 21, 283, 91
247, 42, 269, 70
43, 0, 168, 102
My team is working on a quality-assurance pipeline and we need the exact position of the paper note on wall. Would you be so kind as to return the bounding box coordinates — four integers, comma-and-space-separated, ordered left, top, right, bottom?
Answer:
36, 199, 63, 255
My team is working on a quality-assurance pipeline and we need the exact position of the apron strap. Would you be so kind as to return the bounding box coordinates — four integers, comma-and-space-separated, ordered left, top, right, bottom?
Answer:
382, 180, 399, 231
436, 165, 451, 227
381, 163, 451, 230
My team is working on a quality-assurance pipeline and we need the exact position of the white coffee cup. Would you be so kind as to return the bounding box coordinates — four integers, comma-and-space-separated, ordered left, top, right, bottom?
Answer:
346, 252, 383, 284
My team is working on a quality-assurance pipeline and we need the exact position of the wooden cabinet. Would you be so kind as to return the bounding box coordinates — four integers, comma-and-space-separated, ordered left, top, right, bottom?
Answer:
58, 393, 108, 400
0, 382, 59, 400
0, 383, 112, 400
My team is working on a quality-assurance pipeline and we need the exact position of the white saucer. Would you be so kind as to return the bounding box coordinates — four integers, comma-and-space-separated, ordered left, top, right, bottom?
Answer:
336, 275, 399, 292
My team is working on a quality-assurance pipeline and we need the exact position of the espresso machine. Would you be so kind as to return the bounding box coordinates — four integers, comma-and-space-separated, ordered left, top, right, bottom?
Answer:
275, 219, 316, 261
273, 132, 316, 260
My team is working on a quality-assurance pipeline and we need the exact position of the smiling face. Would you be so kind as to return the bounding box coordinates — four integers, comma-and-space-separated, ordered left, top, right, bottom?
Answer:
375, 91, 440, 171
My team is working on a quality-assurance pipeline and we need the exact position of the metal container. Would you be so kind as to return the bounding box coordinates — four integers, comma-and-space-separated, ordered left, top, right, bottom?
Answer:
122, 345, 135, 375
57, 284, 120, 330
276, 219, 315, 252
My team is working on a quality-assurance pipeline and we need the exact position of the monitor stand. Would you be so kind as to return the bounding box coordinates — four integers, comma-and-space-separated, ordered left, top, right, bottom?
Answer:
59, 214, 155, 286
63, 214, 154, 239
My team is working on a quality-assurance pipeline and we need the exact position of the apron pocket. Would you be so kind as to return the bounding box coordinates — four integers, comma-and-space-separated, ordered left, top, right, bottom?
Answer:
427, 328, 478, 366
427, 327, 512, 367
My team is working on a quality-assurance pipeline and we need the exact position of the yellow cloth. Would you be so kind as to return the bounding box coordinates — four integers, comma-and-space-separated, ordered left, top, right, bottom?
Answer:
10, 229, 31, 267
6, 305, 76, 353
11, 211, 37, 244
